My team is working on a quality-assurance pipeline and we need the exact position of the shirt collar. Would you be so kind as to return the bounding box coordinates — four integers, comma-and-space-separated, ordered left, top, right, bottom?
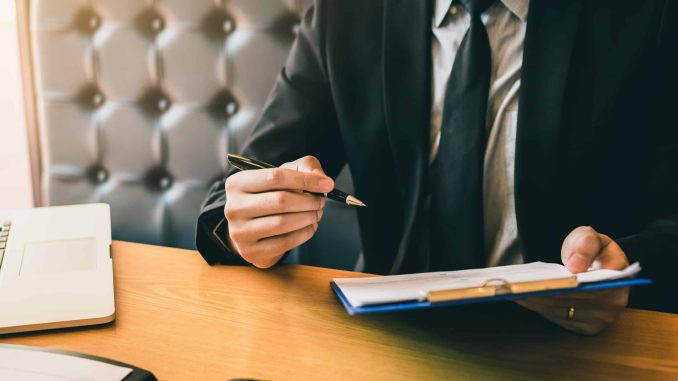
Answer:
434, 0, 529, 27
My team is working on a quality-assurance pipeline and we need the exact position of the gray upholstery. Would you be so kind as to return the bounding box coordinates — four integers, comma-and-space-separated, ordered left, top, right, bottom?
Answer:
24, 0, 362, 269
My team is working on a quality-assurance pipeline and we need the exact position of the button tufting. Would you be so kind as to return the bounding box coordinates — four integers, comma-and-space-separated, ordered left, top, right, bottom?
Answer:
96, 169, 108, 183
139, 88, 172, 116
86, 166, 108, 184
222, 18, 234, 34
157, 98, 169, 112
225, 101, 238, 116
92, 92, 104, 107
77, 85, 105, 110
151, 17, 164, 32
89, 16, 100, 30
159, 175, 172, 190
145, 167, 173, 192
208, 90, 237, 119
201, 9, 234, 40
137, 8, 165, 38
75, 9, 102, 35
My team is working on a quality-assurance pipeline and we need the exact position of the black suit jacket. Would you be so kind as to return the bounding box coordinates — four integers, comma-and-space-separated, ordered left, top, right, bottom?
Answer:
197, 0, 678, 312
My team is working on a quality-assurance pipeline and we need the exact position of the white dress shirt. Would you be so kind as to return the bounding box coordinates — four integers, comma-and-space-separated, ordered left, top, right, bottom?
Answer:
430, 0, 528, 267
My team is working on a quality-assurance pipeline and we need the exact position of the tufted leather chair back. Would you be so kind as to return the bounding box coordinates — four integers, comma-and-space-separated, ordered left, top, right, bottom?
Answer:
18, 0, 362, 268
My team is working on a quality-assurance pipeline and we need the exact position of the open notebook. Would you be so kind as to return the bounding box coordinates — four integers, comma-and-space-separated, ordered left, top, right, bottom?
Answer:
331, 262, 650, 315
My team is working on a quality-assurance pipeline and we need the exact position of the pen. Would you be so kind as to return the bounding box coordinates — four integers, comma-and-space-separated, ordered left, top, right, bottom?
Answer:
227, 154, 366, 207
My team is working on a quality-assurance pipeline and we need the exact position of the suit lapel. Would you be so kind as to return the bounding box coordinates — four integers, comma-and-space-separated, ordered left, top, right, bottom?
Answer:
382, 0, 432, 273
516, 0, 582, 262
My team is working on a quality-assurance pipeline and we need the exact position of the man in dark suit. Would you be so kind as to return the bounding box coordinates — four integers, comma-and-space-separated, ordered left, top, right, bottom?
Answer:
196, 0, 678, 333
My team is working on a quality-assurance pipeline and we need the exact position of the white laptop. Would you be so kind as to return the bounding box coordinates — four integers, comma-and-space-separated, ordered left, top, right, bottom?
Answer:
0, 203, 114, 334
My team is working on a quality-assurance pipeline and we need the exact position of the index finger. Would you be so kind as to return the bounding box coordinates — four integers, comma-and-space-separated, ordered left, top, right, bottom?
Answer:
231, 168, 334, 194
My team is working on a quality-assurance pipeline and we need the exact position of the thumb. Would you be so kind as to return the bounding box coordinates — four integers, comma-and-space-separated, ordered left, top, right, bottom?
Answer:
561, 226, 629, 272
561, 226, 603, 273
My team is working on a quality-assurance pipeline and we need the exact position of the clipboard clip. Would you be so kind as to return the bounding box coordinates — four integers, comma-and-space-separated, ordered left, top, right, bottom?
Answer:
426, 276, 578, 303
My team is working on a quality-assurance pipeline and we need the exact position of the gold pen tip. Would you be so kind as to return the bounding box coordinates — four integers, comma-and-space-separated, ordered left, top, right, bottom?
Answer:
346, 195, 366, 207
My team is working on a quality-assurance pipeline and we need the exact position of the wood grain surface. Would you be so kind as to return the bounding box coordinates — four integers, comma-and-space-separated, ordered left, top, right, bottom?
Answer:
2, 241, 676, 381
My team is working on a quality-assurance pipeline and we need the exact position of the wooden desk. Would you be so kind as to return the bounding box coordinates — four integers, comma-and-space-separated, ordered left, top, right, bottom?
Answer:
2, 241, 677, 380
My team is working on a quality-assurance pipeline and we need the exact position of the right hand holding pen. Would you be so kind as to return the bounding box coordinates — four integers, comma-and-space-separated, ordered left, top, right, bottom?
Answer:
223, 156, 334, 268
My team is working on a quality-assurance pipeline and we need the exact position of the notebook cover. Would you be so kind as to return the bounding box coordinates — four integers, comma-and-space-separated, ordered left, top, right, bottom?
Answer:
331, 278, 652, 316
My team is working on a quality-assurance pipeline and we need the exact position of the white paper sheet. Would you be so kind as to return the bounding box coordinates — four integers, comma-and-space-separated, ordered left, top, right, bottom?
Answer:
575, 262, 641, 283
333, 262, 641, 307
0, 347, 133, 381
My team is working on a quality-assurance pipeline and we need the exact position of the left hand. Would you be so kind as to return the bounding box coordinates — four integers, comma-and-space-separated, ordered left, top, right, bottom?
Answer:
516, 226, 630, 335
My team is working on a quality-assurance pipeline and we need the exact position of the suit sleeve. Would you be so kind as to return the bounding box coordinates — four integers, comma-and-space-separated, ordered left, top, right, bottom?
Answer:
195, 0, 346, 265
616, 0, 678, 312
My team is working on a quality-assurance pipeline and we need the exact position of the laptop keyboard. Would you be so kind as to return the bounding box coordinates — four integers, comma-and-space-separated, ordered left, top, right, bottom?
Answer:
0, 220, 10, 269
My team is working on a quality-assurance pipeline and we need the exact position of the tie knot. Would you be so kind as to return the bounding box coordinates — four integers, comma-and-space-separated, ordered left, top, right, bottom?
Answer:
459, 0, 494, 16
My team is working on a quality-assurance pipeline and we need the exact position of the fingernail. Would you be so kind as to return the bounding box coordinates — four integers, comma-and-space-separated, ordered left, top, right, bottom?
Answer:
317, 208, 324, 221
319, 178, 334, 190
320, 198, 326, 209
569, 254, 589, 272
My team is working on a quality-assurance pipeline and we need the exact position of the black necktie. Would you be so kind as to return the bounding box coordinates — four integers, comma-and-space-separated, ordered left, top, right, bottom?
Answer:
430, 0, 494, 270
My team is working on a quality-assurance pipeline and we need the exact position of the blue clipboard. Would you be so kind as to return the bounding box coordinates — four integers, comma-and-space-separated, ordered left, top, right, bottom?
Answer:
331, 278, 652, 316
